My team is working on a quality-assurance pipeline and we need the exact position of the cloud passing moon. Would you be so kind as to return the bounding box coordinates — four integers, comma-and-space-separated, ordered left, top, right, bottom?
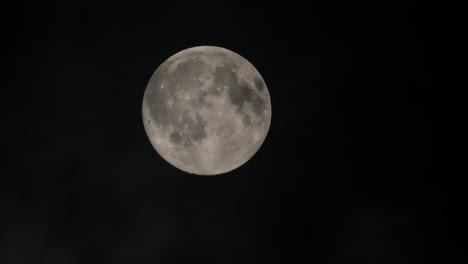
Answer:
142, 46, 272, 175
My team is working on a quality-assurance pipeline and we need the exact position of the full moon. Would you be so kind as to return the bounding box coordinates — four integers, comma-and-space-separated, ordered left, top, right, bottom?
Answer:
142, 46, 271, 175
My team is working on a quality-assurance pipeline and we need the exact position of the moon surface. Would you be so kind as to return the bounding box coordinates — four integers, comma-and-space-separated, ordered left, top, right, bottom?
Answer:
142, 46, 271, 175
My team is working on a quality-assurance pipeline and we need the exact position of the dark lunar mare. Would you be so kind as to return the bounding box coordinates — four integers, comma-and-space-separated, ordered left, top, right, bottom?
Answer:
253, 76, 264, 91
146, 56, 210, 147
214, 63, 266, 125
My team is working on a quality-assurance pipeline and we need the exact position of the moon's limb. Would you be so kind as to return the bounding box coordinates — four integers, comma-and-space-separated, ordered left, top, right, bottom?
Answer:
142, 46, 271, 175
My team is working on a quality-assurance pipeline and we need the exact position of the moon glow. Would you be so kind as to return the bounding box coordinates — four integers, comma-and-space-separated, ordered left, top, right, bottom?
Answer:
142, 46, 271, 175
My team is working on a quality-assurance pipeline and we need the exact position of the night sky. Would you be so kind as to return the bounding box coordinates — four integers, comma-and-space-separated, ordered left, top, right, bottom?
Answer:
3, 2, 446, 263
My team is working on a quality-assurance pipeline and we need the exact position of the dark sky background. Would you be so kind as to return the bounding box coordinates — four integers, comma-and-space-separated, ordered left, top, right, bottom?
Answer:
3, 1, 446, 264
